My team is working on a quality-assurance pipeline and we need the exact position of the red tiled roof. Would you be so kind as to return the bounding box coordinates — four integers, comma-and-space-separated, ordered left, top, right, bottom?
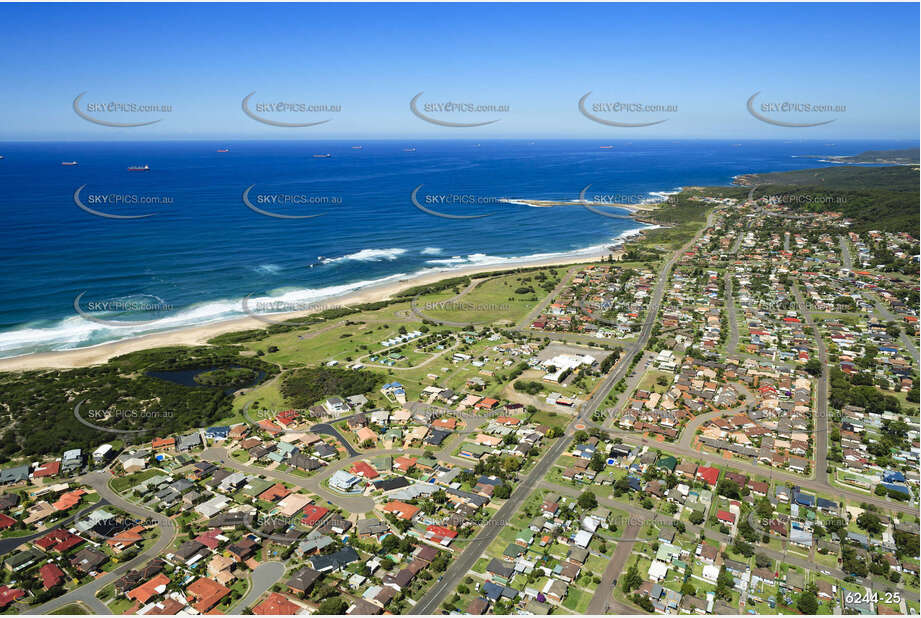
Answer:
52, 489, 86, 511
39, 563, 65, 590
257, 419, 284, 435
33, 461, 61, 478
0, 585, 25, 609
187, 577, 230, 613
350, 461, 379, 479
128, 573, 171, 604
258, 483, 291, 502
195, 529, 223, 550
394, 456, 417, 470
252, 592, 301, 615
716, 510, 736, 523
300, 505, 329, 527
696, 466, 720, 485
152, 437, 175, 449
35, 528, 84, 552
381, 501, 420, 521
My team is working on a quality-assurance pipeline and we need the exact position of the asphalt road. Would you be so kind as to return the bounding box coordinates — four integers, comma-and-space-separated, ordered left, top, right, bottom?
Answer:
230, 561, 286, 613
581, 214, 717, 426
413, 213, 717, 614
0, 499, 110, 557
310, 422, 359, 457
725, 270, 740, 354
600, 351, 654, 429
840, 236, 921, 364
792, 282, 829, 480
586, 520, 640, 614
410, 432, 575, 614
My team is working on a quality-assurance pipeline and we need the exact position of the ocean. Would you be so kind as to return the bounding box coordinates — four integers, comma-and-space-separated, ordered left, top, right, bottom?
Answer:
0, 138, 904, 358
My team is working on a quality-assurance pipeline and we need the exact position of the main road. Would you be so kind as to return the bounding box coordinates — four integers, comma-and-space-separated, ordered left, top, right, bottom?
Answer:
414, 212, 718, 614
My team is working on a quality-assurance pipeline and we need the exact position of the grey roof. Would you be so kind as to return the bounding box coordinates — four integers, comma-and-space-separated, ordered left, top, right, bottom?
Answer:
0, 465, 29, 484
176, 433, 201, 451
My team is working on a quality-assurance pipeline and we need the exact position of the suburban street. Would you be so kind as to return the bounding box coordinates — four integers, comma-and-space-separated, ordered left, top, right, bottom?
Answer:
792, 281, 830, 480
229, 561, 286, 614
840, 236, 920, 364
26, 471, 178, 615
411, 432, 576, 614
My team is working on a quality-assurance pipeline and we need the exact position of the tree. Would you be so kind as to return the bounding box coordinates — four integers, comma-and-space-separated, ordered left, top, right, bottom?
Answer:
317, 598, 348, 614
732, 538, 754, 557
621, 564, 642, 593
804, 359, 823, 376
589, 451, 606, 472
857, 512, 882, 535
577, 491, 598, 510
689, 510, 705, 525
796, 592, 818, 615
755, 554, 772, 569
716, 567, 734, 601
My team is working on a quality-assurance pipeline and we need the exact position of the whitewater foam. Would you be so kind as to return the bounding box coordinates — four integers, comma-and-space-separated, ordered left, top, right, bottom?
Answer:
0, 227, 654, 359
321, 248, 409, 264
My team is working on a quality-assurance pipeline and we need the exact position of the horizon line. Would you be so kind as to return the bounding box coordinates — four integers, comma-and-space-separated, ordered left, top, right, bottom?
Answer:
1, 137, 918, 144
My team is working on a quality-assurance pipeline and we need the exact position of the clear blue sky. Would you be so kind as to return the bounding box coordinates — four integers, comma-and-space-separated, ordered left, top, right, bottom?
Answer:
1, 3, 917, 140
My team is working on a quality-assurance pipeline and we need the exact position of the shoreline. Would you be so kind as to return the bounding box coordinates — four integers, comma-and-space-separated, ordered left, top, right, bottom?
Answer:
0, 240, 641, 372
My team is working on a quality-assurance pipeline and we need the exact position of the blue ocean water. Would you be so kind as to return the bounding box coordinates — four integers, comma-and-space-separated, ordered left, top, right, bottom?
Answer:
0, 139, 904, 358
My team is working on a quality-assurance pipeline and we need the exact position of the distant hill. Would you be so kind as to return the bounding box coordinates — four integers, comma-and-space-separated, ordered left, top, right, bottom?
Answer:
734, 165, 919, 233
799, 148, 919, 165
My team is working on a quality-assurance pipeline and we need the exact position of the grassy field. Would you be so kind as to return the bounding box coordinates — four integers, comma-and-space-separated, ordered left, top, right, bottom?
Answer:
243, 305, 421, 367
229, 374, 288, 415
413, 271, 560, 326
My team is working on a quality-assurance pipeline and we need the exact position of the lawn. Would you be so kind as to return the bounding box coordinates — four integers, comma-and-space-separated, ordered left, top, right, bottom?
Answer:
110, 469, 160, 493
230, 375, 288, 416
562, 586, 591, 612
414, 271, 554, 327
51, 604, 90, 615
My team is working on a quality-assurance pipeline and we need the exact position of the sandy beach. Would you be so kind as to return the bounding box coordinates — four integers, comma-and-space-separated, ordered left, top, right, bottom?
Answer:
0, 247, 618, 372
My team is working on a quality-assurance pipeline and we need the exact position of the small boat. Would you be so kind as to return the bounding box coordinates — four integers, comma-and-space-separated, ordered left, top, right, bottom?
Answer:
0, 155, 5, 159
217, 148, 230, 153
599, 145, 614, 149
312, 154, 331, 158
351, 145, 363, 150
61, 161, 78, 166
403, 147, 416, 152
128, 164, 150, 171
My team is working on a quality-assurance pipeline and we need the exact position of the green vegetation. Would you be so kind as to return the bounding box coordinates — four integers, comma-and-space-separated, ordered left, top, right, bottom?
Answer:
0, 345, 276, 461
740, 165, 919, 232
280, 366, 380, 408
638, 191, 713, 249
51, 604, 90, 615
193, 366, 256, 387
803, 148, 919, 165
